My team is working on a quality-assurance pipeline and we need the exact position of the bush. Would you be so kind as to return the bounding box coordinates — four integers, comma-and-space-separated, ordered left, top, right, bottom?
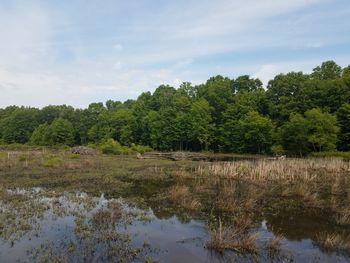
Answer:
271, 145, 285, 156
130, 143, 152, 154
99, 139, 152, 155
100, 139, 125, 155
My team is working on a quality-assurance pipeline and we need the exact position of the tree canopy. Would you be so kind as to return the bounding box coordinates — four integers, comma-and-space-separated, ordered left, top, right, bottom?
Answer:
0, 60, 349, 156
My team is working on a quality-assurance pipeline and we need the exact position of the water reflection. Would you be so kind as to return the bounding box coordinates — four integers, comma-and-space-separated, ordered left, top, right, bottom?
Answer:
0, 173, 350, 262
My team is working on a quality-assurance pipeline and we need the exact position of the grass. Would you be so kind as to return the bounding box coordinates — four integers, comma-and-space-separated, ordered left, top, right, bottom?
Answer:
266, 235, 284, 258
197, 158, 350, 182
42, 156, 61, 168
316, 233, 350, 252
311, 151, 350, 159
206, 217, 258, 254
167, 185, 202, 212
1, 147, 350, 259
0, 147, 184, 194
335, 211, 350, 226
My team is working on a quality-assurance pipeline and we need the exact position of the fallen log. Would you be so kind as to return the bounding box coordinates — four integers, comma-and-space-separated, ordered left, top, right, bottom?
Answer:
141, 151, 207, 161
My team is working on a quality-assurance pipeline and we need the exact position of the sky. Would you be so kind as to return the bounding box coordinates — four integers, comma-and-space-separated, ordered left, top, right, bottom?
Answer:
0, 0, 350, 108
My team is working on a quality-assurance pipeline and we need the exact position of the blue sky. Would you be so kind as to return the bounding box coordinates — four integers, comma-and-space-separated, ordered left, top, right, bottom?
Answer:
0, 0, 349, 108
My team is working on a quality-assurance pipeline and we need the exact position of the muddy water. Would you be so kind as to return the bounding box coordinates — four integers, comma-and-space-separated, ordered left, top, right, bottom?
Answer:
0, 177, 350, 262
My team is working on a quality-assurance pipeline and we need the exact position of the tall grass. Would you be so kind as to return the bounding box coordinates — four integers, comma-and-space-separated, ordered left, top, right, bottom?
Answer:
311, 151, 350, 159
206, 217, 258, 254
168, 185, 201, 211
316, 233, 350, 252
197, 158, 350, 182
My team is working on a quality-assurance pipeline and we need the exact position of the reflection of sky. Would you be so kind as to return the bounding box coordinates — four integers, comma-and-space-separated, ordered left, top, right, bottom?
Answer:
0, 0, 350, 107
0, 189, 349, 262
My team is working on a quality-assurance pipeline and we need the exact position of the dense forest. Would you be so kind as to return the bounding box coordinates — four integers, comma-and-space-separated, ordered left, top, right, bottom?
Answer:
1, 60, 350, 156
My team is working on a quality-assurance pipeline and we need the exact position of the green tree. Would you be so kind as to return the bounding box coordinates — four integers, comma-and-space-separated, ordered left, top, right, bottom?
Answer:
105, 100, 122, 111
88, 111, 114, 143
337, 103, 350, 151
110, 109, 135, 146
304, 108, 339, 151
1, 108, 39, 144
47, 118, 75, 146
231, 111, 275, 154
311, 60, 342, 80
299, 78, 350, 113
30, 123, 50, 145
279, 113, 310, 156
132, 92, 153, 145
189, 98, 213, 150
232, 75, 262, 93
197, 75, 233, 121
151, 85, 176, 110
177, 82, 197, 99
266, 72, 309, 122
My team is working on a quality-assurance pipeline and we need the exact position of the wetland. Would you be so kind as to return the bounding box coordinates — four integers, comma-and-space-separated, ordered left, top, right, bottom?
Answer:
0, 149, 350, 262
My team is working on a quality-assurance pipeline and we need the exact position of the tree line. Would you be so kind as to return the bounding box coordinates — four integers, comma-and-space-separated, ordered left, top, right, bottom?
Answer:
0, 60, 349, 156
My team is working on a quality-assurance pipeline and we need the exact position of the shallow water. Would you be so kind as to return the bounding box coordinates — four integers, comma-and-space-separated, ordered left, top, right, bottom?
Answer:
0, 183, 350, 263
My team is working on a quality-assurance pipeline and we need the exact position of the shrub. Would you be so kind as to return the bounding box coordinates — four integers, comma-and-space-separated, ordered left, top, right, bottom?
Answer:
130, 143, 152, 154
100, 139, 123, 154
99, 139, 132, 155
271, 145, 285, 156
99, 139, 152, 155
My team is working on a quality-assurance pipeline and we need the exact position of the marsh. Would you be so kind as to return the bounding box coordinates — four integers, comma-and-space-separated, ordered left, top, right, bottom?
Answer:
0, 149, 350, 262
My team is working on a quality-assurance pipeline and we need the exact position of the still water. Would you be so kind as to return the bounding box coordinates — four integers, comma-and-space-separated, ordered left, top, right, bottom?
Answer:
0, 182, 349, 263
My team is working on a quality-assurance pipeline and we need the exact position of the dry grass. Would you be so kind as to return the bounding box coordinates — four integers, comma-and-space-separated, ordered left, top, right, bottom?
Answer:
316, 233, 350, 252
214, 185, 259, 213
266, 235, 284, 258
168, 185, 190, 201
197, 158, 350, 183
167, 185, 201, 212
206, 217, 258, 254
335, 209, 350, 225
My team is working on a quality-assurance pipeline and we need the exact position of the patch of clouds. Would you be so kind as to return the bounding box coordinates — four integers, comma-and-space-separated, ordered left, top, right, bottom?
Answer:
174, 58, 193, 68
113, 44, 123, 51
253, 57, 350, 87
0, 0, 349, 107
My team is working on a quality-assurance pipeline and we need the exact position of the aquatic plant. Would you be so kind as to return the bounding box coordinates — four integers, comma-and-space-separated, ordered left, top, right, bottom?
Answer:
265, 235, 285, 258
167, 185, 201, 212
316, 232, 350, 252
206, 217, 258, 254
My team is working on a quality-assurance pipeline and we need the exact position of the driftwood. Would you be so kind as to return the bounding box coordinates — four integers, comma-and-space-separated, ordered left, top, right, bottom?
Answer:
141, 152, 207, 161
267, 155, 286, 160
141, 152, 286, 162
71, 146, 97, 155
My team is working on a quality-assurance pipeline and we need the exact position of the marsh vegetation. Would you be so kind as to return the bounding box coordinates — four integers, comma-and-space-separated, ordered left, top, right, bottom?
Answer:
0, 149, 350, 262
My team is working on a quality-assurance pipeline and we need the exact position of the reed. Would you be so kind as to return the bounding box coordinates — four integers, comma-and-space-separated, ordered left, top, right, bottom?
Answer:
198, 158, 350, 182
316, 232, 350, 252
167, 185, 201, 212
206, 217, 258, 254
266, 235, 284, 258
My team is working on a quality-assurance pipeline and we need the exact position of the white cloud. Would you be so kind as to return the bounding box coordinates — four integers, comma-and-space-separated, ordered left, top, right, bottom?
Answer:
0, 4, 53, 68
253, 57, 350, 86
253, 64, 281, 86
0, 0, 349, 107
113, 44, 123, 51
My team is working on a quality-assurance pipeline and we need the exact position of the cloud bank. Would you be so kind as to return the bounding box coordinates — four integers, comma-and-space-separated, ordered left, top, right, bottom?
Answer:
0, 0, 349, 107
